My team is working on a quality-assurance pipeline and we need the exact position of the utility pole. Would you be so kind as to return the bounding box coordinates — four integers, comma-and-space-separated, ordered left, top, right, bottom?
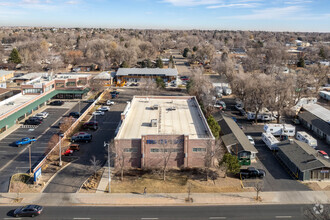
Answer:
29, 145, 32, 174
59, 134, 64, 167
104, 141, 111, 193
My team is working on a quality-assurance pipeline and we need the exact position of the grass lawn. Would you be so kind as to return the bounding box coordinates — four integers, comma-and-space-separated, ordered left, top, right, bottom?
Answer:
110, 169, 247, 193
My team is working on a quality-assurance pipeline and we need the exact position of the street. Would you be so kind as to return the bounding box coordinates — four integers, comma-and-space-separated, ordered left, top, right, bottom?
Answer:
0, 204, 318, 219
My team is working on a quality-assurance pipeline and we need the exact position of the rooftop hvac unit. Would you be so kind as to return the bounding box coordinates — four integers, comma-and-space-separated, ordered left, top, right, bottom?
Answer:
151, 119, 158, 127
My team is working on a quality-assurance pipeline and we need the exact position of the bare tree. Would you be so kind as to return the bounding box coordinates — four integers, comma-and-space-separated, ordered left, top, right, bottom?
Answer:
59, 116, 74, 134
139, 78, 158, 96
46, 134, 59, 155
111, 140, 126, 181
90, 155, 101, 178
158, 139, 182, 181
254, 180, 263, 201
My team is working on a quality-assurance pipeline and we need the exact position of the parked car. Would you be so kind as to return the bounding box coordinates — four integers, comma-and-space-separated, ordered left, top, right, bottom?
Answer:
318, 150, 329, 159
62, 149, 74, 156
29, 116, 43, 122
85, 99, 95, 103
97, 106, 110, 112
14, 205, 43, 217
239, 167, 266, 180
35, 112, 49, 119
106, 100, 114, 105
93, 111, 104, 116
49, 100, 64, 106
82, 121, 98, 130
247, 135, 255, 145
15, 137, 36, 147
71, 132, 92, 143
24, 118, 42, 125
69, 112, 80, 118
69, 144, 80, 151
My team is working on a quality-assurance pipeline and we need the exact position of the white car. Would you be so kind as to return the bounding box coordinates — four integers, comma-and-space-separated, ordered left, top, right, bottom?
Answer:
92, 111, 105, 116
247, 135, 255, 145
106, 100, 114, 105
35, 112, 49, 118
97, 106, 110, 112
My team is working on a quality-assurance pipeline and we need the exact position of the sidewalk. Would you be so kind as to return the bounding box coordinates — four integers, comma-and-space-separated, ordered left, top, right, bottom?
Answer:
0, 191, 329, 206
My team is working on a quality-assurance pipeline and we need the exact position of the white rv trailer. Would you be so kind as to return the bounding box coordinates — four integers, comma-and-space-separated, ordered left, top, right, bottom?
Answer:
263, 124, 296, 137
247, 112, 275, 121
319, 91, 330, 101
262, 133, 280, 150
296, 131, 317, 148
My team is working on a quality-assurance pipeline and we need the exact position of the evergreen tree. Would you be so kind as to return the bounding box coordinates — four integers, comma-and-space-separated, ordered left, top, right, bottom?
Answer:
183, 48, 189, 57
207, 115, 221, 139
319, 47, 326, 59
219, 153, 241, 176
120, 61, 129, 68
193, 46, 198, 52
156, 58, 163, 68
155, 77, 165, 89
297, 57, 305, 68
8, 48, 22, 64
146, 59, 152, 68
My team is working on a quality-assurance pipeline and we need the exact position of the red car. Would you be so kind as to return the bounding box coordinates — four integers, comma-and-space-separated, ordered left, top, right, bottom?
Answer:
318, 150, 329, 159
62, 149, 73, 156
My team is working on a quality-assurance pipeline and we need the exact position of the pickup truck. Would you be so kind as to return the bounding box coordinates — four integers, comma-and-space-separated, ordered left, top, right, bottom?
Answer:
15, 137, 36, 147
239, 167, 266, 180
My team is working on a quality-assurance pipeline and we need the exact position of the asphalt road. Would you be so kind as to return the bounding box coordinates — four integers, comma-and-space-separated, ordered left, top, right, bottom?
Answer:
43, 91, 132, 193
0, 101, 90, 193
0, 204, 320, 219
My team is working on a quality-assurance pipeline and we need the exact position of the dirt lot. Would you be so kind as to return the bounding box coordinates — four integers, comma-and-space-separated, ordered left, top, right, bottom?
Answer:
110, 168, 253, 194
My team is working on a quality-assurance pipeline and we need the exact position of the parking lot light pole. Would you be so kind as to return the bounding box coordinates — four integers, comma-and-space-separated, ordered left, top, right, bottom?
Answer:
59, 134, 64, 167
104, 141, 111, 193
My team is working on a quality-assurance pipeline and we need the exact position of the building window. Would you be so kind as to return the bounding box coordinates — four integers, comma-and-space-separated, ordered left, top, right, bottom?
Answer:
192, 148, 206, 152
124, 148, 138, 153
150, 148, 159, 152
23, 88, 42, 94
146, 140, 157, 144
56, 83, 65, 88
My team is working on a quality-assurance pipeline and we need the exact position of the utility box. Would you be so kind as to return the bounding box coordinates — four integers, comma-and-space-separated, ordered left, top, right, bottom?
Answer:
151, 119, 158, 127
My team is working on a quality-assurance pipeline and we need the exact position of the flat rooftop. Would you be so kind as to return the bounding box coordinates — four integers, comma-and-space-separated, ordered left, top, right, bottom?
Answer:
116, 68, 178, 77
116, 96, 213, 139
0, 93, 39, 118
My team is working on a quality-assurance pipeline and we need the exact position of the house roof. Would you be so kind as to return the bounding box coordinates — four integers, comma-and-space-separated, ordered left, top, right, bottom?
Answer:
302, 104, 330, 123
298, 111, 330, 136
219, 115, 258, 153
93, 71, 112, 80
116, 68, 178, 77
0, 88, 10, 95
278, 140, 330, 172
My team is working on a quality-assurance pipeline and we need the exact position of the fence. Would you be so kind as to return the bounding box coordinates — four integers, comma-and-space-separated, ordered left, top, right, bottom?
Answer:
32, 89, 109, 173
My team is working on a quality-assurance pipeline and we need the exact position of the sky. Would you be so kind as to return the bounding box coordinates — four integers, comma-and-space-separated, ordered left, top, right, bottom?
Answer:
0, 0, 329, 32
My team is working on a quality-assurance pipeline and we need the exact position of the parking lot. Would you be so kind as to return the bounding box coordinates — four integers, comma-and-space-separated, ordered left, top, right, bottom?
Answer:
0, 101, 90, 192
217, 98, 311, 192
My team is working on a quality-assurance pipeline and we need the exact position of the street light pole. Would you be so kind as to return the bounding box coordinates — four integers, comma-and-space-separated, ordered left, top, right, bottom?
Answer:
29, 145, 32, 174
105, 141, 111, 193
59, 134, 64, 167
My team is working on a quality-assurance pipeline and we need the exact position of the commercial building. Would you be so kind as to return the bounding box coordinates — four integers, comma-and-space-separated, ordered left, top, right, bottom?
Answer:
0, 73, 91, 133
219, 115, 258, 165
116, 68, 178, 83
277, 140, 330, 181
114, 96, 215, 168
298, 104, 330, 144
